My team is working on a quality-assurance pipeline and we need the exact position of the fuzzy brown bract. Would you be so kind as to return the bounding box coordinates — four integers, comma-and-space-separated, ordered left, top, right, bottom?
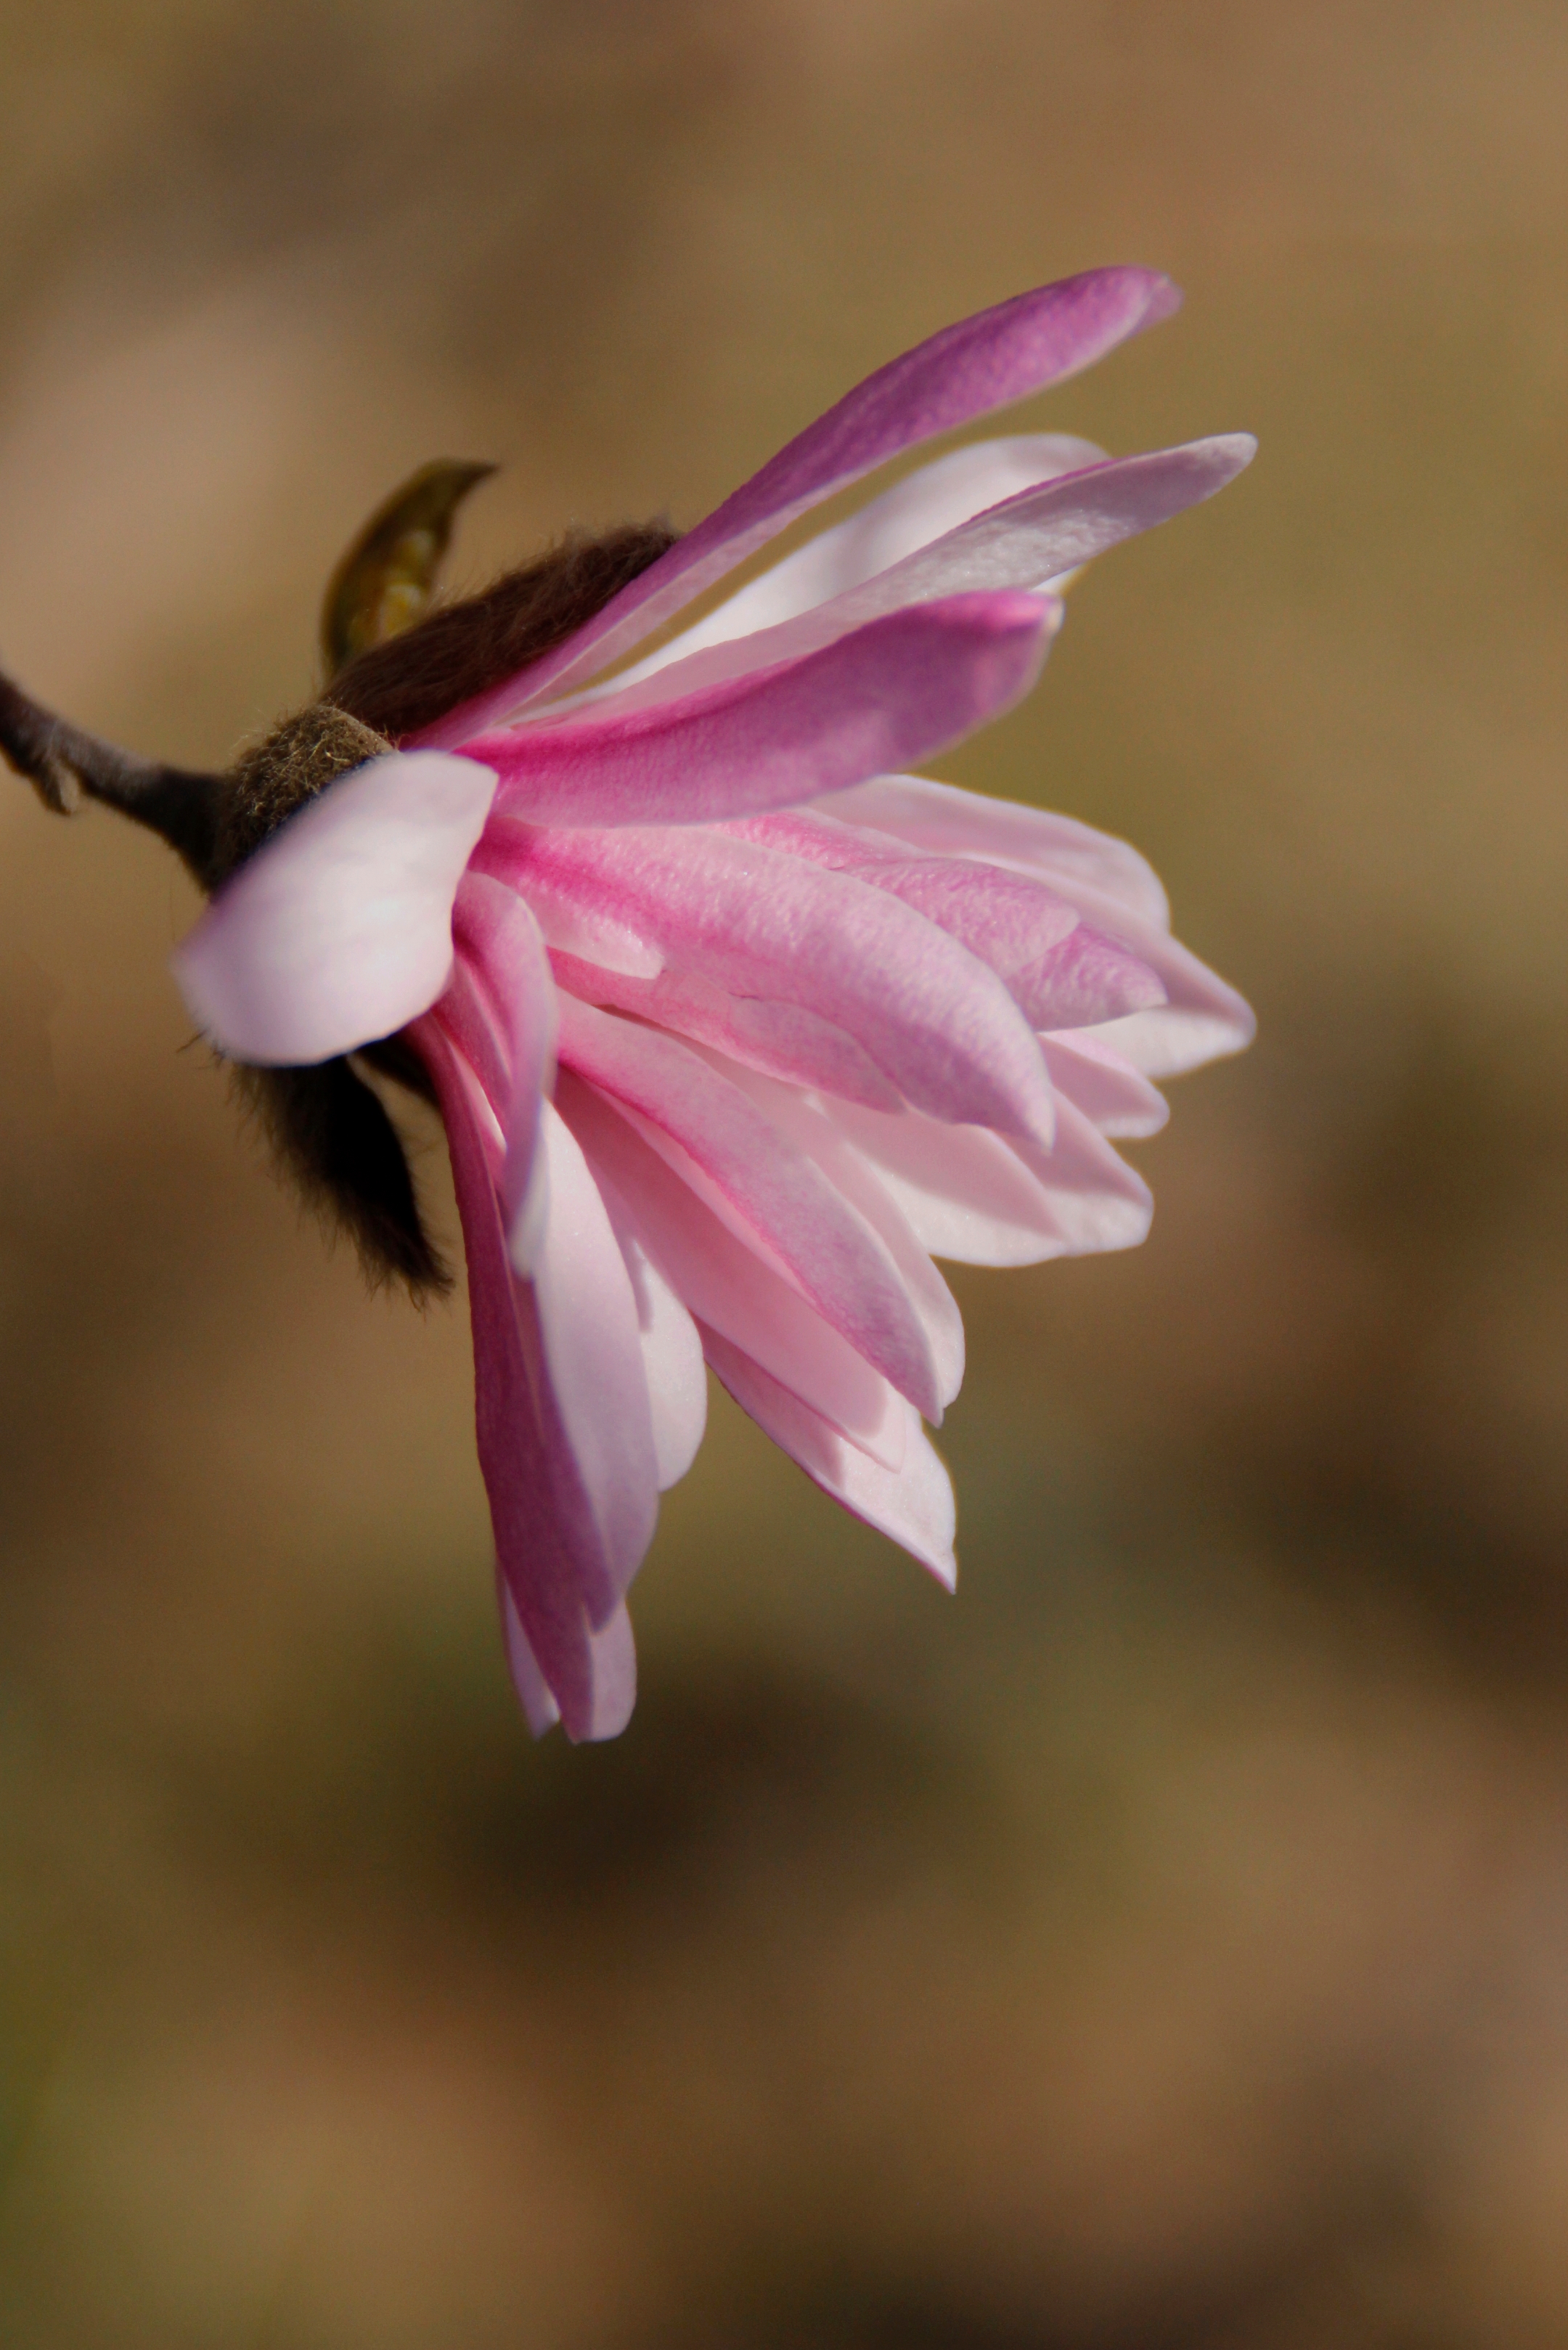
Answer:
324, 521, 677, 745
210, 706, 394, 889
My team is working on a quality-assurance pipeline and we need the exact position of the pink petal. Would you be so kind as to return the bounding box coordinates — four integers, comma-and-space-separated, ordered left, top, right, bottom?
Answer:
499, 1579, 636, 1744
1006, 1097, 1153, 1255
173, 751, 497, 1064
702, 1326, 957, 1591
567, 436, 1254, 724
481, 819, 1058, 1143
814, 775, 1254, 1072
465, 593, 1053, 831
412, 1015, 642, 1739
438, 875, 558, 1263
497, 1576, 562, 1736
524, 1101, 661, 1599
593, 433, 1108, 696
816, 772, 1172, 930
557, 1070, 909, 1470
1069, 946, 1257, 1078
812, 1098, 1079, 1268
414, 266, 1179, 742
557, 997, 946, 1420
698, 1048, 965, 1407
1040, 1034, 1169, 1139
549, 949, 907, 1110
722, 809, 1165, 1029
1025, 868, 1254, 1075
597, 1198, 709, 1490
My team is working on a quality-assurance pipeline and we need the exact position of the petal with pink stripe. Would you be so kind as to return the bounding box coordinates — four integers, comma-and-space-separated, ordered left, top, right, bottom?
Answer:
722, 810, 1164, 1031
581, 433, 1108, 701
556, 998, 944, 1420
567, 436, 1254, 724
481, 819, 1057, 1143
412, 1018, 644, 1739
703, 1327, 957, 1591
557, 1072, 910, 1470
466, 593, 1053, 831
816, 772, 1172, 929
414, 266, 1180, 742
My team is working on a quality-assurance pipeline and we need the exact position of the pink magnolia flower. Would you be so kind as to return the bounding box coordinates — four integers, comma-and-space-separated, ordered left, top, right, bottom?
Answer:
172, 267, 1255, 1742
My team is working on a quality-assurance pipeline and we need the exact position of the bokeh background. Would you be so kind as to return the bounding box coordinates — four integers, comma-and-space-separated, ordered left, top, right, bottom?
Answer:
0, 4, 1565, 2343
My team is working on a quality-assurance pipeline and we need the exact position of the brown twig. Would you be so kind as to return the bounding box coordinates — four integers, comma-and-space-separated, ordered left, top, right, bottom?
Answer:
0, 666, 223, 883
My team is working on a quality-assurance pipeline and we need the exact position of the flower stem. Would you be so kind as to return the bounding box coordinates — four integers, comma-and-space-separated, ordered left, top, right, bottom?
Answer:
0, 666, 222, 882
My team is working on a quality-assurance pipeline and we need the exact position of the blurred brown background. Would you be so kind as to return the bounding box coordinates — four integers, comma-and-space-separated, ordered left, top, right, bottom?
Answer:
0, 3, 1565, 2343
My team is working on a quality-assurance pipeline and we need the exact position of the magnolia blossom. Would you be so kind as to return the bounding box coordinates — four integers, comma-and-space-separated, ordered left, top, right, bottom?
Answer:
173, 266, 1254, 1742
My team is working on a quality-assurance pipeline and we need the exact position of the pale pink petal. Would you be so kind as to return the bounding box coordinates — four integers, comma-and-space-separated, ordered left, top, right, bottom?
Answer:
526, 1101, 660, 1601
1069, 939, 1257, 1078
549, 950, 906, 1110
173, 751, 497, 1064
597, 1198, 709, 1490
697, 1049, 965, 1408
465, 593, 1053, 831
481, 820, 1058, 1144
438, 875, 558, 1263
1017, 865, 1254, 1075
722, 809, 1165, 1029
1040, 1033, 1169, 1139
816, 772, 1172, 929
414, 267, 1180, 743
497, 1577, 561, 1737
702, 1326, 957, 1591
817, 1098, 1080, 1268
568, 436, 1254, 724
590, 433, 1108, 696
555, 997, 944, 1420
412, 1016, 637, 1739
814, 775, 1253, 1072
557, 1070, 908, 1470
499, 1580, 636, 1744
1007, 1096, 1153, 1255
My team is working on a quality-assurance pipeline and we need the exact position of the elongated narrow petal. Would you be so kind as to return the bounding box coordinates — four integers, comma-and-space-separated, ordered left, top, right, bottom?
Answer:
703, 1326, 957, 1590
467, 593, 1053, 831
1007, 1097, 1153, 1255
722, 809, 1164, 1030
822, 784, 1251, 1069
481, 820, 1058, 1143
173, 751, 497, 1064
557, 996, 945, 1419
412, 1018, 642, 1739
1041, 1034, 1169, 1139
817, 772, 1172, 929
1024, 871, 1256, 1076
558, 1071, 909, 1469
499, 1580, 636, 1743
441, 875, 558, 1260
420, 1026, 658, 1614
817, 1097, 1089, 1267
598, 1202, 709, 1490
573, 436, 1255, 723
526, 1102, 661, 1601
414, 269, 1179, 743
704, 1050, 965, 1408
595, 433, 1108, 697
549, 949, 907, 1109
